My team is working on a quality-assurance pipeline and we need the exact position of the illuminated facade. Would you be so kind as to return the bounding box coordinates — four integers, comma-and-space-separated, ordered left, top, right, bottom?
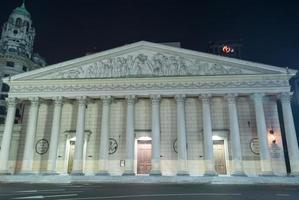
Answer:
0, 41, 298, 178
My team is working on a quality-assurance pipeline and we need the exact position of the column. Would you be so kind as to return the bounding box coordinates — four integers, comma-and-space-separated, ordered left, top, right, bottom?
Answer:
150, 95, 161, 176
123, 95, 136, 176
20, 97, 40, 174
226, 94, 246, 176
46, 97, 63, 174
97, 96, 112, 175
175, 94, 189, 176
0, 97, 17, 174
252, 93, 273, 176
280, 92, 299, 175
201, 94, 217, 176
71, 96, 87, 175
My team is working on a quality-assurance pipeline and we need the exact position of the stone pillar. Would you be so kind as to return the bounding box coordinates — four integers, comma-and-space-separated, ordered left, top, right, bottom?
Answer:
226, 94, 246, 176
71, 96, 87, 176
21, 97, 40, 174
252, 93, 273, 176
46, 97, 63, 174
201, 94, 217, 176
280, 92, 299, 175
123, 95, 136, 176
97, 96, 112, 175
0, 97, 17, 174
175, 94, 189, 176
150, 95, 162, 176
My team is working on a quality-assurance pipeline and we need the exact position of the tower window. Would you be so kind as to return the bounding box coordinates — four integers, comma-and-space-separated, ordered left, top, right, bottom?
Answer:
6, 61, 15, 67
23, 66, 28, 71
13, 30, 18, 35
16, 18, 22, 26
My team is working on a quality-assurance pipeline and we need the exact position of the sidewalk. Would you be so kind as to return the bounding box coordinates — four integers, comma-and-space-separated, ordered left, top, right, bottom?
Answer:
1, 175, 299, 185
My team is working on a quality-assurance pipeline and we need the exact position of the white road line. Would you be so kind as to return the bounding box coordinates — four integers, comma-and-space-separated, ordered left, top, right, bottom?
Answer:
12, 193, 78, 199
16, 189, 65, 193
276, 193, 291, 197
58, 193, 242, 200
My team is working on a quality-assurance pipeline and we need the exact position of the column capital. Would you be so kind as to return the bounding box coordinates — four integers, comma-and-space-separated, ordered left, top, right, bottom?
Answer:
28, 97, 40, 107
52, 96, 63, 106
101, 96, 112, 104
126, 95, 136, 104
280, 92, 292, 103
5, 97, 17, 107
76, 96, 87, 106
175, 94, 186, 102
150, 95, 161, 104
225, 93, 238, 104
199, 94, 212, 104
252, 93, 265, 102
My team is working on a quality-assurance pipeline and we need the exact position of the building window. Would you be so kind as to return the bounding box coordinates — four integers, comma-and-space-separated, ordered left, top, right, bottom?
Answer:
6, 61, 15, 67
16, 18, 22, 27
4, 74, 9, 77
23, 66, 28, 71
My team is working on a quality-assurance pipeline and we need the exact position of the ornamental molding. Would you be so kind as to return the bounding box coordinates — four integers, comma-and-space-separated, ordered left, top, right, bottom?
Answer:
9, 78, 289, 96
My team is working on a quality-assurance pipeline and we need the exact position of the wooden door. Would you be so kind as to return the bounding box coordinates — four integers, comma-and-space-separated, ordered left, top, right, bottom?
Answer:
67, 141, 75, 174
213, 140, 227, 174
137, 140, 152, 174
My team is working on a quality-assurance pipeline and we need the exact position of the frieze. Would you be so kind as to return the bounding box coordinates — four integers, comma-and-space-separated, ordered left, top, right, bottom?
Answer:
10, 79, 289, 94
38, 52, 262, 80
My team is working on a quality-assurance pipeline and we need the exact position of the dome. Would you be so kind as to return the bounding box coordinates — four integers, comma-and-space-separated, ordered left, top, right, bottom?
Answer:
11, 3, 31, 18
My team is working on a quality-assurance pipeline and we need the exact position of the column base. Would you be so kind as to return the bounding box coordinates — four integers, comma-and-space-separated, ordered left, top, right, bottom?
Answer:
15, 171, 37, 176
287, 172, 299, 177
0, 170, 11, 175
259, 171, 275, 177
150, 170, 162, 176
176, 171, 189, 176
40, 171, 60, 176
122, 170, 135, 176
95, 171, 110, 176
71, 171, 85, 176
203, 171, 218, 176
231, 171, 247, 177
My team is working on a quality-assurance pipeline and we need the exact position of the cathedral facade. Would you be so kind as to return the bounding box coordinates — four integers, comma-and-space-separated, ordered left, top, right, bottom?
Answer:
0, 40, 298, 178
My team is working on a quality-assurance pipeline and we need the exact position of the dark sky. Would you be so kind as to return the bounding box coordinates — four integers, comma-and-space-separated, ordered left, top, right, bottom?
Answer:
1, 0, 299, 69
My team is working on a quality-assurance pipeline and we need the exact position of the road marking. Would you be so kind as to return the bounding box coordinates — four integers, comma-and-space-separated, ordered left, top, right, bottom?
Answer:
276, 194, 291, 197
16, 189, 65, 193
58, 193, 242, 200
12, 194, 78, 199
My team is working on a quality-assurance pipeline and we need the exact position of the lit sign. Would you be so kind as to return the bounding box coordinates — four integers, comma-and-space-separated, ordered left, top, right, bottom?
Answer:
222, 45, 234, 54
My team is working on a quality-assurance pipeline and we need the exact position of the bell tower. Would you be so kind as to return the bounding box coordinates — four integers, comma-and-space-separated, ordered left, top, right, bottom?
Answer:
0, 1, 35, 59
0, 1, 46, 123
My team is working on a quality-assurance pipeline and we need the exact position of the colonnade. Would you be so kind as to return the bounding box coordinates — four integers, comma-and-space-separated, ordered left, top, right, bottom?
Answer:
0, 92, 298, 176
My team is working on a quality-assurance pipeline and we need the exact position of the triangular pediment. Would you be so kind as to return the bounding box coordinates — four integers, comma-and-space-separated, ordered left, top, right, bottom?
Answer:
7, 41, 295, 81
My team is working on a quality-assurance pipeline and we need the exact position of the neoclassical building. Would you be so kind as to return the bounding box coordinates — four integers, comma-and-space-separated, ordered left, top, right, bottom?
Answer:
0, 41, 298, 178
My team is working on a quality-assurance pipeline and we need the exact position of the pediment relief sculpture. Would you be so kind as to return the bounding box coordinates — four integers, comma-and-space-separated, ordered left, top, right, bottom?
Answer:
40, 52, 261, 80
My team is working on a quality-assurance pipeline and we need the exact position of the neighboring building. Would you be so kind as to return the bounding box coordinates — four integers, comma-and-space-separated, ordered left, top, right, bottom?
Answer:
0, 3, 46, 123
290, 72, 299, 137
0, 41, 298, 178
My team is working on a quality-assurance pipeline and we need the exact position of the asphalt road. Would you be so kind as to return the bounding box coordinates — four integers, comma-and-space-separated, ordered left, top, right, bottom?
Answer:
0, 183, 298, 200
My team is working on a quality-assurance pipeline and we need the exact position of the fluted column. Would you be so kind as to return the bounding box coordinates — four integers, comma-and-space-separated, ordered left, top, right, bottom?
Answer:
71, 96, 87, 176
201, 94, 217, 176
20, 97, 40, 174
226, 94, 246, 176
280, 92, 299, 175
97, 96, 112, 175
252, 93, 273, 176
46, 97, 63, 174
0, 97, 17, 174
123, 95, 136, 176
175, 94, 189, 176
150, 95, 161, 176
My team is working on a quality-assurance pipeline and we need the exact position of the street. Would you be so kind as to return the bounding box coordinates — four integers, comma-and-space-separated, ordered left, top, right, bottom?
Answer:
0, 183, 298, 200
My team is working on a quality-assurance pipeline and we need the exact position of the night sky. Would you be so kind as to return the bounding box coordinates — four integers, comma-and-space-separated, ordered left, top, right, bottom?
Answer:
1, 0, 299, 70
